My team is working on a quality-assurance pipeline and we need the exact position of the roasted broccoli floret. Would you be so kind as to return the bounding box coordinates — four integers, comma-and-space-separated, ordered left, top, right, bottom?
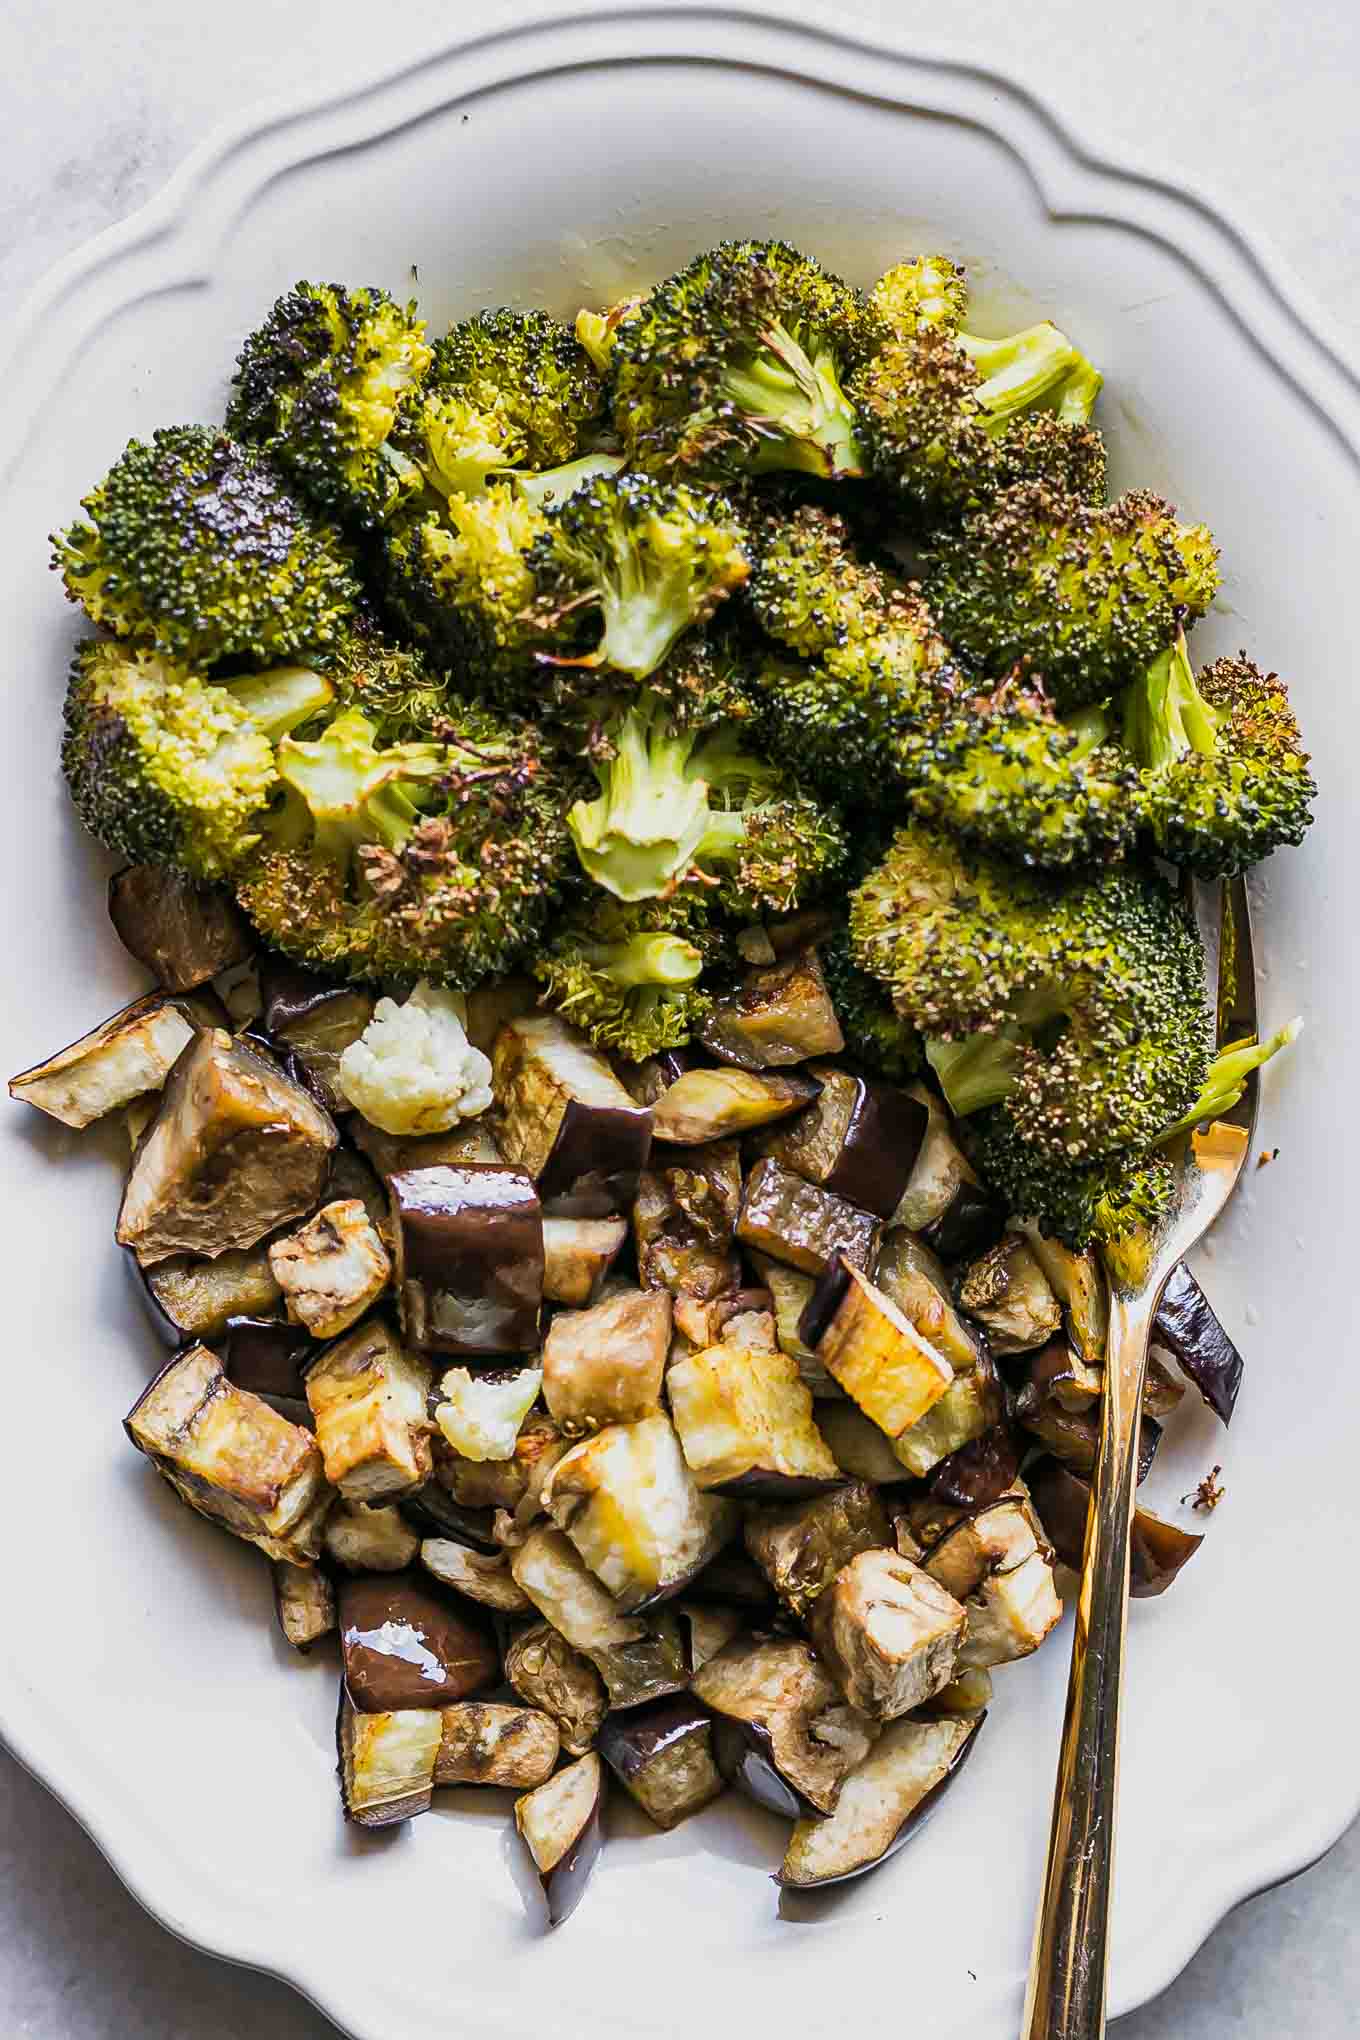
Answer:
52, 427, 359, 668
610, 239, 883, 480
227, 282, 433, 527
852, 824, 1211, 1169
1121, 634, 1316, 875
965, 1128, 1180, 1250
383, 483, 553, 672
567, 702, 843, 912
234, 703, 572, 985
527, 471, 751, 680
926, 483, 1219, 711
906, 674, 1140, 868
575, 295, 646, 376
821, 930, 923, 1081
61, 639, 334, 878
532, 894, 719, 1060
850, 307, 1103, 520
745, 504, 905, 657
867, 254, 970, 337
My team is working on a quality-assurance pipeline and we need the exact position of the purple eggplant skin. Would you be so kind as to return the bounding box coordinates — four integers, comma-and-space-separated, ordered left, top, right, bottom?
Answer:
621, 1050, 693, 1108
222, 1316, 313, 1403
596, 1695, 724, 1828
537, 1099, 653, 1217
798, 1255, 853, 1353
711, 1716, 811, 1822
1020, 1399, 1162, 1486
774, 1715, 985, 1888
1026, 1456, 1204, 1597
338, 1573, 499, 1713
766, 1070, 928, 1220
1152, 1263, 1244, 1426
543, 1795, 603, 1929
108, 865, 253, 991
397, 1484, 500, 1555
389, 1164, 544, 1357
709, 1469, 845, 1503
922, 1181, 1007, 1263
334, 1686, 436, 1829
927, 1422, 1022, 1508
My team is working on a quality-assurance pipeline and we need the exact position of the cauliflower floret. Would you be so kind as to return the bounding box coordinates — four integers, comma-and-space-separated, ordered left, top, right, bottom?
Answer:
435, 1367, 544, 1461
337, 981, 494, 1135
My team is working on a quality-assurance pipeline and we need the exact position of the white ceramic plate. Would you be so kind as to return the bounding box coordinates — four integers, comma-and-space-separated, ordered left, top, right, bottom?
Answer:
1, 12, 1357, 2038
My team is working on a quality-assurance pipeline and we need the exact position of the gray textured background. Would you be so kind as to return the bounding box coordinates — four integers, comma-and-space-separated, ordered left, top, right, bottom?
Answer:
3, 2, 1356, 2032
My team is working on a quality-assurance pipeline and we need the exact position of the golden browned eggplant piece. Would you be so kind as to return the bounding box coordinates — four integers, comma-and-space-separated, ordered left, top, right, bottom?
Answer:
778, 1713, 983, 1887
667, 1333, 839, 1495
271, 1558, 336, 1651
493, 1013, 652, 1213
388, 1163, 544, 1357
337, 1689, 441, 1828
108, 865, 253, 990
649, 1068, 820, 1145
597, 1696, 725, 1829
140, 1243, 283, 1343
435, 1703, 560, 1789
811, 1548, 966, 1718
736, 1159, 880, 1276
10, 993, 195, 1129
351, 1115, 504, 1178
116, 1030, 337, 1262
802, 1258, 953, 1441
542, 1286, 671, 1431
744, 1481, 893, 1619
510, 1526, 689, 1710
921, 1496, 1063, 1669
504, 1622, 608, 1757
757, 1063, 928, 1218
541, 1215, 629, 1306
890, 1085, 1006, 1258
1020, 1223, 1108, 1367
124, 1343, 330, 1563
305, 1319, 432, 1502
419, 1538, 535, 1613
693, 1635, 878, 1818
956, 1233, 1063, 1356
323, 1499, 420, 1573
541, 1415, 738, 1611
699, 948, 844, 1069
515, 1752, 605, 1926
633, 1143, 743, 1304
268, 1198, 391, 1339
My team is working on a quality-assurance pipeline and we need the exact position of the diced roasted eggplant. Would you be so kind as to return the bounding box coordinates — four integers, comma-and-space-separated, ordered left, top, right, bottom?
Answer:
1014, 1337, 1104, 1418
462, 975, 538, 1057
893, 1347, 1005, 1480
889, 1087, 1004, 1264
542, 1415, 738, 1611
698, 948, 844, 1069
542, 1286, 670, 1431
927, 1423, 1024, 1508
419, 1538, 535, 1613
1152, 1262, 1245, 1425
875, 1230, 984, 1376
1020, 1397, 1162, 1486
433, 1364, 541, 1468
272, 1558, 336, 1651
778, 1713, 983, 1888
684, 1549, 777, 1609
541, 1215, 629, 1306
397, 1482, 499, 1555
124, 1344, 330, 1564
337, 1690, 441, 1828
389, 1164, 544, 1357
671, 1287, 776, 1349
324, 1499, 420, 1572
758, 1065, 928, 1219
619, 1049, 693, 1108
108, 865, 253, 991
351, 1116, 504, 1179
339, 1573, 498, 1712
116, 1030, 337, 1263
268, 1199, 391, 1340
322, 1146, 389, 1232
433, 1415, 566, 1517
493, 1014, 652, 1213
139, 1243, 283, 1344
650, 1068, 820, 1145
744, 1251, 839, 1396
435, 1702, 560, 1789
515, 1752, 605, 1927
674, 1600, 746, 1673
1142, 1357, 1187, 1418
811, 1548, 966, 1718
737, 1159, 880, 1277
693, 1636, 878, 1818
634, 1144, 743, 1303
509, 1526, 689, 1710
1021, 1224, 1108, 1367
801, 1258, 953, 1442
258, 958, 376, 1114
10, 994, 195, 1129
956, 1234, 1063, 1355
668, 1333, 839, 1495
814, 1403, 914, 1484
1026, 1456, 1205, 1597
223, 1317, 313, 1421
504, 1622, 609, 1757
305, 1319, 432, 1502
744, 1482, 893, 1619
924, 1668, 994, 1717
922, 1498, 1063, 1668
124, 1093, 159, 1150
597, 1695, 724, 1829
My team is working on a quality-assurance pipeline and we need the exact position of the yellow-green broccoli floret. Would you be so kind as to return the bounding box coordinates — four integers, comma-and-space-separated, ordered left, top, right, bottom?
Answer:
532, 894, 719, 1061
745, 504, 907, 657
383, 483, 553, 673
52, 426, 359, 667
867, 254, 970, 337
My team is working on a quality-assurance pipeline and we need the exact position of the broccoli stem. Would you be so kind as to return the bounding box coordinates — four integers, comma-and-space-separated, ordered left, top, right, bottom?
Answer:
274, 707, 444, 867
596, 544, 708, 679
568, 712, 711, 900
723, 324, 864, 477
512, 453, 625, 512
1122, 631, 1223, 770
1055, 356, 1103, 425
956, 322, 1079, 431
926, 1031, 1025, 1115
223, 665, 336, 740
1062, 700, 1114, 760
1159, 1018, 1301, 1141
584, 931, 703, 989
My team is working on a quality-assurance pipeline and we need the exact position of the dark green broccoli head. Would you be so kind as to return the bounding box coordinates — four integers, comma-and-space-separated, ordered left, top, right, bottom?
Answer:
227, 283, 433, 527
61, 639, 333, 878
964, 1125, 1180, 1250
745, 504, 905, 657
234, 702, 572, 986
1123, 636, 1316, 875
53, 427, 359, 668
820, 930, 923, 1082
527, 470, 751, 680
427, 309, 602, 466
989, 408, 1108, 505
610, 239, 884, 481
532, 892, 721, 1061
867, 255, 969, 337
926, 483, 1220, 711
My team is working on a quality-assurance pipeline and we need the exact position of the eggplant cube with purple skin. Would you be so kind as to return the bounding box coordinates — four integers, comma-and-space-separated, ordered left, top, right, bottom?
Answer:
597, 1695, 725, 1830
124, 1343, 331, 1564
802, 1258, 954, 1444
268, 1198, 392, 1340
779, 1713, 983, 1888
515, 1751, 605, 1927
692, 1635, 878, 1817
389, 1163, 544, 1357
542, 1286, 671, 1431
339, 1575, 498, 1713
667, 1334, 840, 1495
542, 1415, 738, 1612
493, 1013, 652, 1213
811, 1548, 966, 1719
744, 1482, 893, 1620
541, 1215, 629, 1307
305, 1319, 432, 1503
9, 991, 195, 1129
435, 1702, 560, 1789
337, 1690, 441, 1828
922, 1497, 1063, 1669
504, 1620, 608, 1757
756, 1062, 927, 1219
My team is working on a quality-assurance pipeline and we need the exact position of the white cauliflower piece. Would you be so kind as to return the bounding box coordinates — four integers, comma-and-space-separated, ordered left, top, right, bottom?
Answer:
436, 1367, 544, 1462
337, 981, 494, 1135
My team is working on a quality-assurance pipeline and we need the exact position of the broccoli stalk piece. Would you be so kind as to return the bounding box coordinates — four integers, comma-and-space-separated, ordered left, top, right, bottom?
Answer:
575, 296, 646, 376
269, 708, 445, 864
532, 898, 716, 1061
610, 239, 883, 480
1121, 633, 1317, 875
926, 483, 1220, 711
528, 472, 750, 680
227, 282, 433, 528
568, 704, 843, 912
60, 640, 334, 878
1159, 1019, 1302, 1141
52, 427, 359, 668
